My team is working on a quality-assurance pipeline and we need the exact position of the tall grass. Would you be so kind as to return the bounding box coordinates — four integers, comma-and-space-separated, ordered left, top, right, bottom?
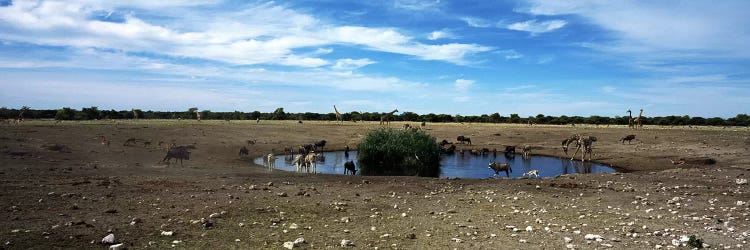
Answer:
357, 128, 441, 177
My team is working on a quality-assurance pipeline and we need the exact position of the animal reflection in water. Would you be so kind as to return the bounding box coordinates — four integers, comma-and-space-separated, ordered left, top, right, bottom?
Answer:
260, 150, 614, 178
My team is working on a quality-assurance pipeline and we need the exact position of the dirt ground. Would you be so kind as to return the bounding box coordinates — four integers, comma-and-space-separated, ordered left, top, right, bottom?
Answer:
1, 120, 749, 249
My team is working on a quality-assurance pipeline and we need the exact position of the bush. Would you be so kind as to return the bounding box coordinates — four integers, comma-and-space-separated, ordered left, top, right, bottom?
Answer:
357, 128, 441, 177
688, 235, 704, 248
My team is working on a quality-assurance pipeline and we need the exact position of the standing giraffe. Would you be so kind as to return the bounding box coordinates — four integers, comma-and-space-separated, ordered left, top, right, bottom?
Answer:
195, 111, 202, 122
132, 109, 139, 120
627, 109, 634, 129
634, 109, 644, 129
333, 105, 343, 124
380, 109, 398, 125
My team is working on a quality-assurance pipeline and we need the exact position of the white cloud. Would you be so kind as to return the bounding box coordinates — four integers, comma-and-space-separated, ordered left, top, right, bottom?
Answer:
454, 79, 474, 91
496, 49, 523, 60
332, 58, 376, 71
460, 17, 492, 28
506, 19, 566, 34
393, 0, 441, 11
427, 30, 454, 40
0, 1, 492, 67
517, 0, 750, 58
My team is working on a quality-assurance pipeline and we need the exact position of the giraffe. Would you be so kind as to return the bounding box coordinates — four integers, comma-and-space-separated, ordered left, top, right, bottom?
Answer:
380, 109, 398, 125
627, 109, 634, 129
195, 111, 202, 122
333, 105, 343, 124
132, 109, 139, 120
634, 109, 644, 129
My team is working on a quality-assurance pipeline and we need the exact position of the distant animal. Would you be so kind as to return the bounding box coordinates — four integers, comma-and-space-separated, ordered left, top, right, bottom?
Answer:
619, 135, 636, 144
344, 161, 357, 175
562, 134, 582, 155
456, 136, 472, 145
570, 136, 597, 161
314, 140, 327, 151
239, 146, 249, 157
304, 152, 319, 173
162, 146, 191, 167
421, 121, 426, 127
293, 154, 304, 171
439, 139, 450, 147
299, 144, 314, 154
488, 161, 512, 177
158, 141, 176, 151
267, 153, 276, 170
256, 118, 260, 123
521, 145, 532, 158
523, 169, 539, 178
344, 145, 350, 158
403, 124, 411, 130
246, 139, 257, 146
298, 120, 303, 124
99, 136, 110, 147
504, 146, 516, 155
444, 144, 456, 154
380, 109, 399, 125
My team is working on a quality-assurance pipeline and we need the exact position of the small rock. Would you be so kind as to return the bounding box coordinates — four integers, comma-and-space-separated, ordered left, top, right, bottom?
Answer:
526, 226, 533, 232
584, 234, 602, 240
101, 233, 115, 244
564, 237, 572, 243
160, 231, 173, 236
283, 241, 294, 249
736, 179, 748, 185
405, 233, 416, 239
293, 238, 305, 246
340, 239, 354, 247
289, 223, 299, 229
266, 182, 274, 186
109, 243, 125, 250
277, 192, 288, 197
209, 213, 221, 218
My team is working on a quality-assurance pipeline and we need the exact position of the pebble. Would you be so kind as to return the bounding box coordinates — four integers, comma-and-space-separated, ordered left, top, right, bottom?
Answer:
161, 231, 173, 236
101, 233, 115, 244
109, 243, 125, 250
584, 234, 602, 240
283, 241, 295, 249
341, 239, 354, 247
564, 237, 572, 243
289, 223, 299, 229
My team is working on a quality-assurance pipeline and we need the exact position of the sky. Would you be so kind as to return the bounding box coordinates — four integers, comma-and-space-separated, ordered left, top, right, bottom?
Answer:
1, 0, 749, 118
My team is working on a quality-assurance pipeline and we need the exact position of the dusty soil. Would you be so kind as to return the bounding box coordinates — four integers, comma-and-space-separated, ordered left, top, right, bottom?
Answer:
1, 120, 749, 249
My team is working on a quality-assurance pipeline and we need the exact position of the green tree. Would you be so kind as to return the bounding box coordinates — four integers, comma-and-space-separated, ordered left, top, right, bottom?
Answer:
271, 107, 286, 120
357, 128, 441, 177
81, 106, 100, 120
509, 113, 521, 123
55, 107, 76, 120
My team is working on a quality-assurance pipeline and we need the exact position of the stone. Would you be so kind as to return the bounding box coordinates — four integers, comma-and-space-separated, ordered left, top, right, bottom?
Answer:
283, 241, 294, 249
340, 239, 354, 247
161, 231, 173, 236
109, 243, 125, 250
101, 233, 115, 244
293, 238, 305, 246
564, 237, 572, 243
584, 234, 602, 240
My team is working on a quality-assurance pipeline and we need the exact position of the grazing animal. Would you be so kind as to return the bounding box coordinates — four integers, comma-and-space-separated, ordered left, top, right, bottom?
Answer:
267, 152, 276, 170
561, 134, 581, 155
314, 140, 327, 151
239, 146, 249, 157
293, 154, 304, 171
523, 169, 539, 178
403, 123, 411, 130
299, 144, 314, 154
570, 136, 597, 161
100, 136, 110, 147
334, 105, 343, 124
246, 139, 257, 146
380, 109, 399, 125
504, 146, 516, 155
344, 161, 357, 175
488, 161, 512, 177
619, 134, 636, 144
421, 121, 426, 127
162, 146, 190, 167
158, 141, 176, 151
439, 139, 450, 147
456, 136, 472, 145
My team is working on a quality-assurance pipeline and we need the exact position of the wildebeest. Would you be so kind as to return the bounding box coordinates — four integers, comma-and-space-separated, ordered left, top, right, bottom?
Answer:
344, 161, 357, 175
619, 134, 636, 144
456, 136, 472, 145
162, 146, 191, 166
299, 144, 314, 154
314, 140, 327, 151
439, 139, 450, 147
239, 146, 249, 157
488, 161, 512, 177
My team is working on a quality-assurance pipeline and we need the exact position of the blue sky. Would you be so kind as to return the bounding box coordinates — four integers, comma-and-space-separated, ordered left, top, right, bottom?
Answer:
1, 0, 749, 118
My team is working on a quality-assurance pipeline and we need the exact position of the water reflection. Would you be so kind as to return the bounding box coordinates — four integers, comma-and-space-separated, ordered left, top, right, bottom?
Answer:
255, 151, 616, 178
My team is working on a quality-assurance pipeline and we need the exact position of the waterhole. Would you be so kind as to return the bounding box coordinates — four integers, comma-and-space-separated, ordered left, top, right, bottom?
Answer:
254, 151, 616, 179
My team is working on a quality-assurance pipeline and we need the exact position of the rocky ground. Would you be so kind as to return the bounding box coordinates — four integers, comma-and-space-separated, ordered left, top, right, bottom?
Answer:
1, 120, 749, 249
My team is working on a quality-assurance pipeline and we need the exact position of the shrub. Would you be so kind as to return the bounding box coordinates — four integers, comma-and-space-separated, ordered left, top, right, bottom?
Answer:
688, 235, 703, 248
357, 128, 441, 177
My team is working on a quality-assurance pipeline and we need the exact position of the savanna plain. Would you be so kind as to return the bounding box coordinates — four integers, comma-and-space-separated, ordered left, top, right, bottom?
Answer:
1, 120, 749, 249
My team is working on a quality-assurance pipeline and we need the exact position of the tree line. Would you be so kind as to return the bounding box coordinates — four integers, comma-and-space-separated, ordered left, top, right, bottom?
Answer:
1, 106, 748, 127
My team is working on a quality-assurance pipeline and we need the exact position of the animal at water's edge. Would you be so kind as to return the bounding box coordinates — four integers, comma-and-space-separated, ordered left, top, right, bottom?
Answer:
521, 145, 532, 158
314, 140, 327, 151
561, 134, 581, 155
570, 136, 597, 161
344, 161, 357, 175
488, 161, 512, 177
239, 146, 249, 157
162, 146, 191, 167
619, 135, 636, 144
523, 169, 539, 178
267, 152, 276, 170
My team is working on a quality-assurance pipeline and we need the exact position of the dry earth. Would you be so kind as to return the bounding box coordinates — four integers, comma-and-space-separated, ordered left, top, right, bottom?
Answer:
1, 120, 749, 249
